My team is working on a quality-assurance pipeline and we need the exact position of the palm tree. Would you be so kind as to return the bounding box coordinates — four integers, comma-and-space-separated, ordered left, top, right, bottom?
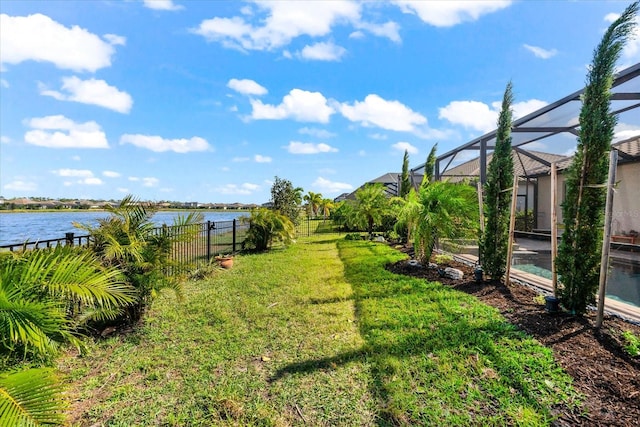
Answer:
0, 246, 134, 359
352, 183, 390, 238
75, 195, 203, 323
303, 191, 323, 218
392, 188, 421, 243
241, 208, 295, 251
319, 198, 334, 221
413, 181, 479, 264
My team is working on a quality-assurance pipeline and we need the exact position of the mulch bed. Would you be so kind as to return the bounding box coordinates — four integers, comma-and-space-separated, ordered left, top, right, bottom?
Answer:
386, 246, 640, 426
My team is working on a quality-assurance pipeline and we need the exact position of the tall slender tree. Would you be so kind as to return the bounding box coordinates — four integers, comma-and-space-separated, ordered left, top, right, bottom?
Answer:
479, 82, 514, 281
421, 143, 438, 188
556, 2, 638, 315
400, 149, 411, 198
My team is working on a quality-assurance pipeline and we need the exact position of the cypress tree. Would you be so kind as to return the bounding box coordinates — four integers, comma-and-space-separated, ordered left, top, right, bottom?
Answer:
556, 2, 638, 315
421, 143, 438, 188
400, 149, 411, 198
479, 81, 514, 280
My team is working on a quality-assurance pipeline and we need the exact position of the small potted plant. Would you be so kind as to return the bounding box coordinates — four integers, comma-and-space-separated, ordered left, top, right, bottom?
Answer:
215, 254, 234, 269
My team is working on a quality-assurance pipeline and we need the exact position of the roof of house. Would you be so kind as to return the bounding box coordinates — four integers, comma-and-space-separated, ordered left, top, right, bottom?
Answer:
527, 134, 640, 176
440, 149, 567, 182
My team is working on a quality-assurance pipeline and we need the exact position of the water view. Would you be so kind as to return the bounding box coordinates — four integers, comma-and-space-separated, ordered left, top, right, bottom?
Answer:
0, 211, 244, 246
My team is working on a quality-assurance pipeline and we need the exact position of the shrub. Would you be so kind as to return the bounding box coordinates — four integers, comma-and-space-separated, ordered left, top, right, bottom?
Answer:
242, 208, 295, 251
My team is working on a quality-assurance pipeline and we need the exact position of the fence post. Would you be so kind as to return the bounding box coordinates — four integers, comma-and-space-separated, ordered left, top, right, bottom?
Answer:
65, 232, 74, 247
206, 221, 211, 261
232, 219, 237, 253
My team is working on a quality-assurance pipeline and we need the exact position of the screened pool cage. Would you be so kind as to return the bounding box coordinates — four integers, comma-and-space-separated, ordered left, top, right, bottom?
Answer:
409, 63, 640, 318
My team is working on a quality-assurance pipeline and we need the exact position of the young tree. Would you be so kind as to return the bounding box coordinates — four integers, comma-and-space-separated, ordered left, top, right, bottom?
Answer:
400, 149, 411, 198
270, 176, 301, 224
556, 2, 638, 315
414, 181, 479, 264
319, 198, 335, 221
352, 183, 390, 238
479, 82, 514, 281
421, 143, 438, 188
303, 191, 323, 218
242, 208, 294, 251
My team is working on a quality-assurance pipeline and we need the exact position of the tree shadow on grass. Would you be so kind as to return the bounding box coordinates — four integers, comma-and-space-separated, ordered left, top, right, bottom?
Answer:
270, 241, 573, 426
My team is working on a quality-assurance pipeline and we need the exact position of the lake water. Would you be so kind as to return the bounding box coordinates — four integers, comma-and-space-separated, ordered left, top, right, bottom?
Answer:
0, 211, 244, 246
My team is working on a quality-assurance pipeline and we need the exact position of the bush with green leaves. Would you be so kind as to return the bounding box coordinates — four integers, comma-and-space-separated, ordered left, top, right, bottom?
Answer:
413, 181, 479, 264
0, 246, 135, 427
75, 195, 202, 323
242, 208, 295, 251
0, 246, 134, 361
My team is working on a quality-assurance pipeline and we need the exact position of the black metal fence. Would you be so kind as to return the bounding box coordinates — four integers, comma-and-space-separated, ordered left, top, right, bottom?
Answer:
295, 218, 343, 238
0, 219, 249, 270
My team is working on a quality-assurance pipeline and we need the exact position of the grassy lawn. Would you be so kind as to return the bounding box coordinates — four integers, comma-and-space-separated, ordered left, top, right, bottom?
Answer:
59, 236, 579, 426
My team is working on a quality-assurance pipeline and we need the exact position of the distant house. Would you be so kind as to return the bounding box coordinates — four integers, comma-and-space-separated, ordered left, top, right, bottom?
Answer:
533, 135, 640, 238
344, 170, 428, 201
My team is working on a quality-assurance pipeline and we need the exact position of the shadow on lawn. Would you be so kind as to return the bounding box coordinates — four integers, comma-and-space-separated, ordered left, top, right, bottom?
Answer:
271, 241, 570, 425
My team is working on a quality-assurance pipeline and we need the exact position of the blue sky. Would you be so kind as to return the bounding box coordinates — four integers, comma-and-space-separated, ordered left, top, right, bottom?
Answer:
1, 0, 639, 204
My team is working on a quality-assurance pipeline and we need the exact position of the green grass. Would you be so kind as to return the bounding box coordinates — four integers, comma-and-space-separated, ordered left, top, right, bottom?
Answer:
59, 236, 579, 426
339, 240, 579, 425
59, 236, 376, 426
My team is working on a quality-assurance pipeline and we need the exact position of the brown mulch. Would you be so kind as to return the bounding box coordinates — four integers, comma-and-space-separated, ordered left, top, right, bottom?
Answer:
386, 246, 640, 427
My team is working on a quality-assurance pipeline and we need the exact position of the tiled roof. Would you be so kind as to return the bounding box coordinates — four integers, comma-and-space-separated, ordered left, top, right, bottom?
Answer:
441, 150, 567, 181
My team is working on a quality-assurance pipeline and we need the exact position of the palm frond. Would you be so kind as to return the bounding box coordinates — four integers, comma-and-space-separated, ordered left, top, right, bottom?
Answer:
0, 368, 65, 426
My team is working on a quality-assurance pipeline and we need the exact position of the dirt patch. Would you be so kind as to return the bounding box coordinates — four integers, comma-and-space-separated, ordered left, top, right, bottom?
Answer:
387, 247, 640, 427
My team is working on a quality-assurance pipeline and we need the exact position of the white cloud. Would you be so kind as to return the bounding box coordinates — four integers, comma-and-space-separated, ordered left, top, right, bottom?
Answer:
71, 155, 81, 161
52, 168, 103, 185
143, 0, 183, 11
142, 177, 159, 187
40, 76, 133, 113
523, 44, 558, 59
0, 13, 121, 72
369, 133, 388, 140
216, 182, 260, 195
250, 89, 334, 123
312, 177, 353, 193
1, 135, 10, 144
299, 41, 347, 61
392, 0, 511, 27
286, 141, 338, 154
511, 99, 549, 119
254, 154, 272, 163
24, 115, 109, 149
117, 187, 129, 193
439, 98, 548, 133
1, 79, 8, 88
232, 156, 250, 162
128, 176, 140, 182
53, 168, 93, 178
4, 180, 37, 192
299, 127, 336, 138
355, 20, 401, 43
103, 170, 121, 178
392, 141, 418, 154
227, 78, 267, 96
103, 34, 126, 46
439, 101, 497, 133
120, 134, 210, 153
340, 94, 426, 132
192, 1, 360, 51
613, 122, 640, 141
349, 30, 365, 39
